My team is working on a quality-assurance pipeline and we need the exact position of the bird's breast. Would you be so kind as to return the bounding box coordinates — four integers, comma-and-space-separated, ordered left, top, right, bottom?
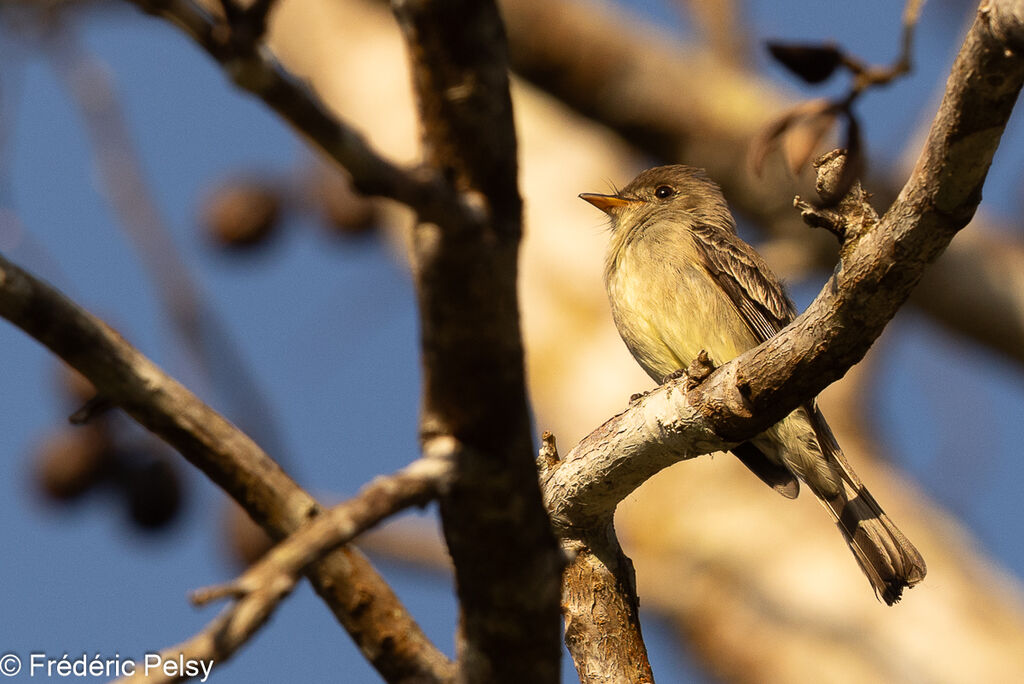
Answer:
605, 234, 758, 381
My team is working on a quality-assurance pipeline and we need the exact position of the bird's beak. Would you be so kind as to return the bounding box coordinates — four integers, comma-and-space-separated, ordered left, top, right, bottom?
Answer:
579, 192, 637, 215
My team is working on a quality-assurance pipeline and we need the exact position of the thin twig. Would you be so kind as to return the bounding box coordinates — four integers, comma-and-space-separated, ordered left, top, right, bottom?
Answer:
43, 17, 287, 456
192, 452, 452, 609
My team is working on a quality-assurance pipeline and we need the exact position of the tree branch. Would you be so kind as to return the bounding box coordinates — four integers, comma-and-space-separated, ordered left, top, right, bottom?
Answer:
0, 252, 454, 683
127, 0, 466, 227
114, 454, 453, 684
391, 0, 564, 680
562, 531, 653, 684
537, 433, 654, 683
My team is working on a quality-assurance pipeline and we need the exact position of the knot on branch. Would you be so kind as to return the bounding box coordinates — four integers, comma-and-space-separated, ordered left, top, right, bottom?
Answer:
794, 149, 878, 246
684, 350, 717, 391
69, 394, 115, 425
537, 431, 560, 475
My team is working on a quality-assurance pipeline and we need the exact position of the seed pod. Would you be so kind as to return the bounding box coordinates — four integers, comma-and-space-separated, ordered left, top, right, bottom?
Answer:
201, 180, 282, 248
34, 425, 113, 502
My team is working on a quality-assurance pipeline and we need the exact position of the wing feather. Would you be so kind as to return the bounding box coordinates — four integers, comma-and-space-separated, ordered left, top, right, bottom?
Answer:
689, 223, 797, 343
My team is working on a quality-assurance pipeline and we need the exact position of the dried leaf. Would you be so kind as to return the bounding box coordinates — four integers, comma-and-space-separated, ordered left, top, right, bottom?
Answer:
767, 42, 844, 84
749, 98, 834, 176
781, 108, 839, 175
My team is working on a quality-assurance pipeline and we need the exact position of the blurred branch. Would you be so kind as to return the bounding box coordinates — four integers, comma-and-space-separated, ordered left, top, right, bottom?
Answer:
914, 228, 1024, 358
676, 0, 750, 66
391, 0, 563, 679
43, 16, 288, 456
0, 252, 454, 683
115, 454, 452, 684
127, 0, 467, 227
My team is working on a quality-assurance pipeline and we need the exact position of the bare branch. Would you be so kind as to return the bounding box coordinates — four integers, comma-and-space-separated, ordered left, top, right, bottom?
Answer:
113, 455, 453, 684
544, 386, 717, 532
675, 0, 750, 66
192, 452, 452, 609
0, 252, 454, 683
561, 531, 653, 684
391, 0, 563, 679
536, 432, 655, 681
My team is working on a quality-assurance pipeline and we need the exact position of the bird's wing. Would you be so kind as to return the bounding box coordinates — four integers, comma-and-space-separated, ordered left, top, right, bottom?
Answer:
689, 223, 803, 499
689, 223, 797, 343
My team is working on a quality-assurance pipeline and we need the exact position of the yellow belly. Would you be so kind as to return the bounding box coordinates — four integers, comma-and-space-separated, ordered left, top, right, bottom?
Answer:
606, 237, 757, 381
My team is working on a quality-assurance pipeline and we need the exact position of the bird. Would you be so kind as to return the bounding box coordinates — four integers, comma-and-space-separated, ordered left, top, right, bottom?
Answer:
580, 164, 926, 604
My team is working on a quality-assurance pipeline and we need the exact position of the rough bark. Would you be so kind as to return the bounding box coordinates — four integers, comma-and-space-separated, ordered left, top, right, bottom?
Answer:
393, 0, 564, 680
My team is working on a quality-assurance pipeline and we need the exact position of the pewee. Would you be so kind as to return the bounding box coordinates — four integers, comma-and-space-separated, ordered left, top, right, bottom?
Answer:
581, 164, 926, 604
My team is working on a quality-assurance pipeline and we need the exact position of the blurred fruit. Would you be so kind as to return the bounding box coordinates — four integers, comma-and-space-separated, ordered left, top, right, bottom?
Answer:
201, 179, 282, 248
124, 457, 182, 530
223, 500, 274, 567
316, 170, 377, 236
34, 425, 112, 501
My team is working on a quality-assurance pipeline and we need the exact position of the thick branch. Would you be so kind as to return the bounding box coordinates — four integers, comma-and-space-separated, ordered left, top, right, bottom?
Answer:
538, 433, 654, 683
544, 388, 723, 531
392, 0, 563, 680
562, 531, 654, 684
0, 253, 453, 683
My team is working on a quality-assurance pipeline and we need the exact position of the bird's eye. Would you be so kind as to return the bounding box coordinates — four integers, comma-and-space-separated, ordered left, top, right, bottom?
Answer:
654, 185, 674, 199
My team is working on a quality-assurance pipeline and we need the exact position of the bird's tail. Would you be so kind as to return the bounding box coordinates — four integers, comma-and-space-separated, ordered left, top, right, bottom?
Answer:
809, 406, 927, 605
820, 482, 926, 605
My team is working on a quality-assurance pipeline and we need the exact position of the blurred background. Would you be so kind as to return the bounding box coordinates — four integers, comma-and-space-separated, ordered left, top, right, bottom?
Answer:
1, 0, 1023, 681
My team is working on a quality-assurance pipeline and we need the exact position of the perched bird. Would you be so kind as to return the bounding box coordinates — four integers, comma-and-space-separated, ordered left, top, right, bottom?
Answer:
581, 164, 926, 604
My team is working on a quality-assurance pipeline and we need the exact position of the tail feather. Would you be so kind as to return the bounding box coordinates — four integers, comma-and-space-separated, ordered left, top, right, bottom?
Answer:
823, 484, 927, 605
808, 404, 926, 604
